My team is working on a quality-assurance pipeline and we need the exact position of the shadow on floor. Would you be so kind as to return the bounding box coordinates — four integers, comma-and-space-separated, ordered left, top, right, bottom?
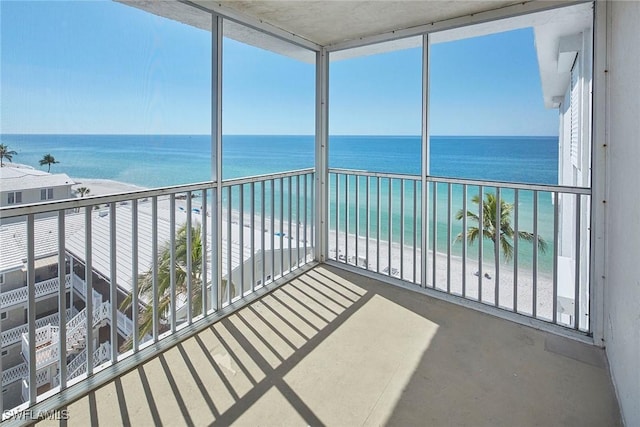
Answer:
36, 265, 620, 427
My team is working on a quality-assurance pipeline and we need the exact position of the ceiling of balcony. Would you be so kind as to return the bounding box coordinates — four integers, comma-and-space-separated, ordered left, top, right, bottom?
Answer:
117, 0, 590, 67
119, 0, 525, 61
192, 0, 520, 47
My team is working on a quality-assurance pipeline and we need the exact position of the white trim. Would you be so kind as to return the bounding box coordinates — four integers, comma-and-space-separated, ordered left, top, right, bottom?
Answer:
589, 0, 608, 348
315, 48, 329, 263
421, 34, 430, 288
179, 0, 321, 52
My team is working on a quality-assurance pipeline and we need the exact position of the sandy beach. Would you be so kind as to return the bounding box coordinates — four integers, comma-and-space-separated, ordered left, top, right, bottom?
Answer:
327, 230, 565, 324
71, 178, 147, 196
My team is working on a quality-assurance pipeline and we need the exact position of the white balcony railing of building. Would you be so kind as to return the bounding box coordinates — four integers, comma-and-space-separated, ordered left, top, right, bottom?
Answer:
71, 273, 133, 337
0, 169, 317, 414
328, 169, 591, 332
0, 275, 71, 309
1, 309, 75, 349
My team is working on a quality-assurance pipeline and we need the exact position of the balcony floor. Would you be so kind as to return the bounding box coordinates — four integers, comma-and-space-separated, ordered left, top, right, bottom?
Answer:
38, 265, 620, 426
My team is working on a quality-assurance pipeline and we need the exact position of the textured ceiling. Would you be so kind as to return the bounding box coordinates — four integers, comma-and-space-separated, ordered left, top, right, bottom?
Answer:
193, 0, 521, 46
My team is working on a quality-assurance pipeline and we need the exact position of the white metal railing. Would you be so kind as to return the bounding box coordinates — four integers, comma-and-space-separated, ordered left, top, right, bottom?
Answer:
0, 169, 316, 413
20, 367, 53, 404
52, 342, 111, 388
22, 301, 110, 371
72, 273, 133, 336
0, 275, 71, 308
329, 169, 591, 332
21, 325, 60, 369
219, 170, 315, 310
2, 364, 28, 387
1, 309, 74, 348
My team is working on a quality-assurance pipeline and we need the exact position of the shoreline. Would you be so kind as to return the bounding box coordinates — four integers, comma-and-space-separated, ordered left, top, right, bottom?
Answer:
71, 178, 147, 196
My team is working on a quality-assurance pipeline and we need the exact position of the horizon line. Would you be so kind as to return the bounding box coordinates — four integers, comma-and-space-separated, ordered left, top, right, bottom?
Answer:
0, 133, 559, 138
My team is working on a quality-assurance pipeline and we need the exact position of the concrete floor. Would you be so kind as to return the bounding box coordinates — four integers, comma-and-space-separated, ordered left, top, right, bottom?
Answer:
38, 265, 620, 426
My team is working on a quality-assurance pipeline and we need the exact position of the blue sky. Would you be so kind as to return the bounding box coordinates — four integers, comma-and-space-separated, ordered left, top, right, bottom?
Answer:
1, 1, 557, 136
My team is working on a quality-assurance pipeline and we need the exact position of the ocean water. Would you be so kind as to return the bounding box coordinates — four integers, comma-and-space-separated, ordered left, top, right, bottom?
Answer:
1, 134, 558, 271
0, 134, 557, 186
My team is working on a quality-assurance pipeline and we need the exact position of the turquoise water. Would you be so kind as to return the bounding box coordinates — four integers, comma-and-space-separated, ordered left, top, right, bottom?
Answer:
1, 134, 558, 271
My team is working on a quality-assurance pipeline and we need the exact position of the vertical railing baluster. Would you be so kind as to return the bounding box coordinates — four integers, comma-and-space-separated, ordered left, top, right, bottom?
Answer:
335, 173, 339, 261
574, 193, 582, 330
251, 182, 255, 292
366, 176, 370, 271
169, 195, 176, 332
413, 180, 418, 283
478, 186, 484, 301
186, 193, 192, 325
153, 196, 159, 338
553, 191, 559, 324
227, 187, 233, 305
400, 179, 405, 280
84, 206, 94, 375
513, 189, 519, 312
377, 177, 381, 274
495, 187, 500, 306
239, 185, 245, 297
58, 210, 67, 390
533, 190, 539, 318
424, 180, 430, 288
310, 172, 315, 253
109, 202, 118, 363
288, 177, 293, 273
279, 178, 284, 276
201, 190, 208, 315
462, 184, 467, 298
388, 178, 392, 276
304, 174, 308, 264
296, 175, 300, 268
27, 213, 37, 404
345, 174, 349, 265
432, 182, 437, 288
261, 181, 266, 287
212, 186, 219, 313
270, 179, 275, 283
355, 175, 360, 267
132, 200, 139, 351
447, 183, 452, 294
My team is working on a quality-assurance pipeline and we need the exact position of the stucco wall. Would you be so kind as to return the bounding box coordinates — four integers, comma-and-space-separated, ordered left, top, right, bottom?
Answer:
605, 1, 640, 425
0, 184, 72, 207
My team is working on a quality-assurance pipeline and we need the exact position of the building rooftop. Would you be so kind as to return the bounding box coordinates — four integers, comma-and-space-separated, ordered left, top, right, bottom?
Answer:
0, 166, 75, 193
0, 215, 84, 274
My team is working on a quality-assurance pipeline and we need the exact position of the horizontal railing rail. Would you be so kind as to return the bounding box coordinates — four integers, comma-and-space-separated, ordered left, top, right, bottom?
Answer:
0, 181, 217, 219
425, 175, 592, 195
221, 168, 315, 187
328, 168, 592, 195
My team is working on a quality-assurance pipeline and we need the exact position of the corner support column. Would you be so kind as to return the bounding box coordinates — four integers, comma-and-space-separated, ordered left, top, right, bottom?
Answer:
315, 48, 329, 263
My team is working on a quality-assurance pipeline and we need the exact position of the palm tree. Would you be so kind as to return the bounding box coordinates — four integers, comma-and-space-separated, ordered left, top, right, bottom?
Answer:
0, 144, 17, 167
456, 192, 548, 274
39, 153, 59, 172
76, 187, 91, 198
120, 222, 235, 350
